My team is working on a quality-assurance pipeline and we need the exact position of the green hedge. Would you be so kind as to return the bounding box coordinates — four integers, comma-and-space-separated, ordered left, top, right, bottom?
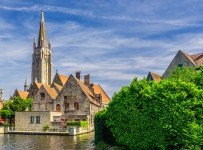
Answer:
94, 109, 116, 146
66, 121, 88, 127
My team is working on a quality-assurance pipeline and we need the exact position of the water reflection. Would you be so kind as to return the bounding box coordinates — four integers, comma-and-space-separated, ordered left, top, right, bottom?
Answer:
0, 132, 95, 150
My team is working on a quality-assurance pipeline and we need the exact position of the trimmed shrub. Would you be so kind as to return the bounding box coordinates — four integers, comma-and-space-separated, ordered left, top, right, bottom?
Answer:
66, 121, 88, 128
94, 109, 116, 146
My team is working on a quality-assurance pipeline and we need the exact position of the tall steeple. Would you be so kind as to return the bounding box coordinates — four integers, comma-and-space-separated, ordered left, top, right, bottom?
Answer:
38, 11, 47, 48
31, 11, 52, 85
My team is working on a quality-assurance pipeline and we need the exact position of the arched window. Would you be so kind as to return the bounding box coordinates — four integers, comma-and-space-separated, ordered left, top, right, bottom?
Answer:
56, 104, 61, 112
74, 102, 79, 110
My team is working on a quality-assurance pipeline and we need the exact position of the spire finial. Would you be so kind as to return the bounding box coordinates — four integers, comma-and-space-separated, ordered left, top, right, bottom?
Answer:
25, 78, 28, 85
41, 10, 44, 22
38, 11, 47, 47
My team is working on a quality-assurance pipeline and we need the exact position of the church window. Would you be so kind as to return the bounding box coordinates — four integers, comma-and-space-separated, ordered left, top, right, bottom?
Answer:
178, 64, 183, 68
74, 102, 79, 110
56, 104, 61, 112
36, 116, 40, 124
30, 116, 34, 124
40, 93, 45, 99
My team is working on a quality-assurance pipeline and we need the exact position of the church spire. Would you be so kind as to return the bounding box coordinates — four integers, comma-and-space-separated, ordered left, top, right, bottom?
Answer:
38, 11, 47, 48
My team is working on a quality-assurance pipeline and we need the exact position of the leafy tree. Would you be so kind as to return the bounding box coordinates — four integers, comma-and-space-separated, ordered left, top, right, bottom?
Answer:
0, 110, 13, 119
104, 68, 203, 149
0, 97, 32, 121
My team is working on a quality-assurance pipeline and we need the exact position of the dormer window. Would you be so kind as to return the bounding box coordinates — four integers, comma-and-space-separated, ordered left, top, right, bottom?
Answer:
178, 64, 183, 68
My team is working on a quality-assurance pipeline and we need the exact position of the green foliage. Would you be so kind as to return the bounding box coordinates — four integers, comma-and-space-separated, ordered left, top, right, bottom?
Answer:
2, 97, 32, 112
43, 125, 49, 131
0, 110, 13, 119
103, 68, 203, 149
0, 97, 32, 120
94, 110, 117, 146
66, 121, 88, 127
96, 141, 108, 150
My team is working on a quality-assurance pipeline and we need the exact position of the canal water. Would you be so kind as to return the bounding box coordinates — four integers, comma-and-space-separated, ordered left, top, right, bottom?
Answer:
0, 132, 95, 150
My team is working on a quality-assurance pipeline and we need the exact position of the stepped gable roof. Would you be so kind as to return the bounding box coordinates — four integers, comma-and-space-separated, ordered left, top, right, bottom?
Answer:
73, 76, 100, 106
58, 74, 69, 85
52, 82, 63, 92
42, 84, 58, 99
148, 72, 161, 82
93, 84, 111, 104
15, 90, 29, 99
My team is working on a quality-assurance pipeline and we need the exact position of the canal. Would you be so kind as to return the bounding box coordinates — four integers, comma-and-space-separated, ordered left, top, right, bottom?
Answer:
0, 132, 95, 150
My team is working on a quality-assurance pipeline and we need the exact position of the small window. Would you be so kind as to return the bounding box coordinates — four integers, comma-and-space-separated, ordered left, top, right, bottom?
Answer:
36, 116, 40, 124
56, 104, 61, 112
64, 96, 67, 100
74, 102, 79, 110
30, 116, 34, 124
65, 102, 69, 110
75, 119, 80, 121
178, 64, 183, 68
40, 93, 45, 99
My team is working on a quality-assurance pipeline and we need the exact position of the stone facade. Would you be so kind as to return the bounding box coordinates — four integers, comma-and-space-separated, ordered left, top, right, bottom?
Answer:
32, 85, 57, 111
162, 50, 195, 78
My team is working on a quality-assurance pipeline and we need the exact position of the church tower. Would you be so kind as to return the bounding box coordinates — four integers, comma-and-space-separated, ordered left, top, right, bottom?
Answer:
32, 11, 52, 85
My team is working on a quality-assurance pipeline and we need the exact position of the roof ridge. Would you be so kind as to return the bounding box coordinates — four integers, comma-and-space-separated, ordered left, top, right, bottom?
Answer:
179, 50, 197, 67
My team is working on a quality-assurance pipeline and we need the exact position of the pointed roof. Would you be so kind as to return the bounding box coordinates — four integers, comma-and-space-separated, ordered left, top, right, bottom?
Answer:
71, 75, 100, 106
42, 84, 58, 99
38, 11, 47, 48
93, 84, 111, 104
34, 82, 42, 89
24, 78, 28, 85
14, 90, 29, 100
58, 74, 69, 85
147, 72, 161, 82
52, 82, 63, 93
179, 50, 197, 67
179, 50, 203, 67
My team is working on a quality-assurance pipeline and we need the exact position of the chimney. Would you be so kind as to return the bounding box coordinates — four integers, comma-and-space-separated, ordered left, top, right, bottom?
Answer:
84, 74, 90, 86
76, 71, 81, 80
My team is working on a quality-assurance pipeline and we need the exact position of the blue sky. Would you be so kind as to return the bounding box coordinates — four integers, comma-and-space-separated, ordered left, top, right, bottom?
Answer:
1, 0, 203, 99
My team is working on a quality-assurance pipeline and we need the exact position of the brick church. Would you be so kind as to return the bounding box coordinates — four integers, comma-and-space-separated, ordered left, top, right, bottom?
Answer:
14, 11, 110, 130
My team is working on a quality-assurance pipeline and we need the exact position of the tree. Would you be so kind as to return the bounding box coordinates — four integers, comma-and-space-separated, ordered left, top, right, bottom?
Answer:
105, 69, 203, 149
0, 97, 32, 124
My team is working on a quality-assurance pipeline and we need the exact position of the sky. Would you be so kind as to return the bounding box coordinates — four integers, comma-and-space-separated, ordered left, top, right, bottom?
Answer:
1, 0, 203, 99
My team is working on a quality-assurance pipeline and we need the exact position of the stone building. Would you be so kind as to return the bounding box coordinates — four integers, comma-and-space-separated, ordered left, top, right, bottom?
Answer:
32, 11, 52, 85
147, 50, 203, 81
14, 11, 111, 131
